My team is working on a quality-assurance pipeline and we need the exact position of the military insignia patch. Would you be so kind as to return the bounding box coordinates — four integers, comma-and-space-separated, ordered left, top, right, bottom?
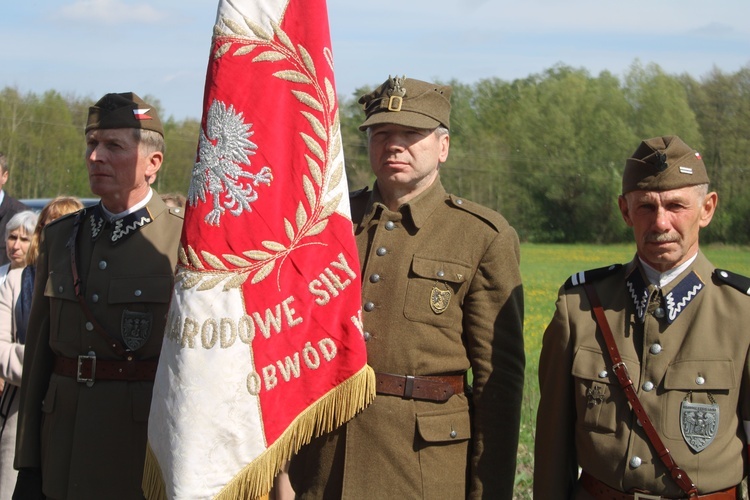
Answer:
586, 384, 606, 406
122, 310, 153, 351
430, 283, 451, 314
680, 401, 718, 452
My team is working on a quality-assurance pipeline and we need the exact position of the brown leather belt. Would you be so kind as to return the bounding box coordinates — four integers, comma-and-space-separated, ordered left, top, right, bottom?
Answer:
54, 354, 158, 385
375, 372, 464, 402
580, 471, 737, 500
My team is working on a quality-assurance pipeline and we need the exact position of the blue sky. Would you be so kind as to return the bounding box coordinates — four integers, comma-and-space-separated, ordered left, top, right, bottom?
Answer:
2, 0, 749, 121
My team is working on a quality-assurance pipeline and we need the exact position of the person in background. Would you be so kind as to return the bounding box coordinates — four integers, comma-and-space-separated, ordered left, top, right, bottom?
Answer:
534, 136, 750, 498
289, 75, 525, 499
0, 210, 37, 287
0, 210, 38, 499
0, 154, 29, 267
160, 192, 186, 210
13, 92, 183, 499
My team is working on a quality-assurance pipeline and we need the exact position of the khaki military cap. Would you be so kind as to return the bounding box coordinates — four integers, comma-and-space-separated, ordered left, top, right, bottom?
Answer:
86, 92, 164, 136
622, 135, 708, 194
358, 76, 451, 131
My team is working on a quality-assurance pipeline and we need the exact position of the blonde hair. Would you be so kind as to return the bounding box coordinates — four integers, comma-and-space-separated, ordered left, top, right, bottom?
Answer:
26, 196, 85, 266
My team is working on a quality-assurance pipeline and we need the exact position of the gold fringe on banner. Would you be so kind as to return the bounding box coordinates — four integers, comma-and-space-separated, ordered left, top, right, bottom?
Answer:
143, 364, 375, 500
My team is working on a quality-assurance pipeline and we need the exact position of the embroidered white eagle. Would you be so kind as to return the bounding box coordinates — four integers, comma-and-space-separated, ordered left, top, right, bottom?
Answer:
189, 99, 273, 226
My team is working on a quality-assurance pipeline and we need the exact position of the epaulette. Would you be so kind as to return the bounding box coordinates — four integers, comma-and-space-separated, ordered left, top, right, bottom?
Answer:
564, 264, 623, 290
44, 207, 84, 229
447, 194, 505, 231
349, 186, 370, 199
714, 269, 750, 296
168, 206, 186, 219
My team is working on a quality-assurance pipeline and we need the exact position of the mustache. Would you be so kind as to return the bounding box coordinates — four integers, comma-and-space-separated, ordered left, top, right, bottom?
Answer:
645, 233, 679, 243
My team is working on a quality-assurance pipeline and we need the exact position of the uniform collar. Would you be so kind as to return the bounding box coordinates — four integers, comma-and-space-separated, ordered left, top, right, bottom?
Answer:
89, 191, 166, 245
625, 253, 707, 324
360, 178, 446, 229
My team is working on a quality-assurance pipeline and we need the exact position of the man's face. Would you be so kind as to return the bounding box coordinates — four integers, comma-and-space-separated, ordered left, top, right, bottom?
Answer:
367, 123, 449, 199
85, 128, 161, 211
618, 186, 717, 272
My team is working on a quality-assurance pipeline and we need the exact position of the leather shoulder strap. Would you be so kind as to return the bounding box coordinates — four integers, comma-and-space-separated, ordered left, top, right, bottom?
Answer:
582, 282, 698, 498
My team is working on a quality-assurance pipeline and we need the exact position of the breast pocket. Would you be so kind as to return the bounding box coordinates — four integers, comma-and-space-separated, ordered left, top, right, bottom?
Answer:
44, 271, 80, 344
572, 346, 639, 434
404, 256, 471, 328
662, 359, 735, 439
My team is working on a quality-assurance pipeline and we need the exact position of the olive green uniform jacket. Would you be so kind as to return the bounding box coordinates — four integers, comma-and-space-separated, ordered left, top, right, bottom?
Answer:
534, 253, 750, 498
14, 193, 183, 499
290, 179, 525, 499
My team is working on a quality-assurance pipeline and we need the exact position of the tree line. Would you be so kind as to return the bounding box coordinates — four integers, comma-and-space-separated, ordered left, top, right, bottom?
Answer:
2, 60, 749, 244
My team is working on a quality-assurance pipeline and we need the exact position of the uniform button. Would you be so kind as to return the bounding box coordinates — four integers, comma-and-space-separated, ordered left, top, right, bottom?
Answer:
696, 376, 705, 385
720, 271, 729, 278
376, 247, 387, 256
436, 270, 445, 278
629, 456, 642, 468
650, 343, 662, 355
642, 381, 654, 392
363, 331, 372, 341
85, 322, 94, 331
363, 302, 375, 312
98, 260, 108, 270
92, 294, 99, 303
58, 286, 64, 293
134, 289, 142, 297
384, 221, 396, 230
654, 307, 665, 318
369, 274, 381, 283
455, 199, 463, 205
598, 370, 608, 378
450, 430, 457, 438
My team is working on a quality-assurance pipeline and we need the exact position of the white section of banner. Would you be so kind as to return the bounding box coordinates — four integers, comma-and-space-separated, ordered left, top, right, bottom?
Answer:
215, 0, 290, 39
148, 282, 265, 499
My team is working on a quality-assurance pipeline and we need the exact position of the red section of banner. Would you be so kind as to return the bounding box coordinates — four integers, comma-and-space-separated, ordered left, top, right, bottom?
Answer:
183, 0, 366, 445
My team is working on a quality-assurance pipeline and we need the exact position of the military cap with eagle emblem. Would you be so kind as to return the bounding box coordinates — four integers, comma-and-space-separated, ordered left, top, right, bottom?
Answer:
622, 135, 708, 194
358, 76, 452, 131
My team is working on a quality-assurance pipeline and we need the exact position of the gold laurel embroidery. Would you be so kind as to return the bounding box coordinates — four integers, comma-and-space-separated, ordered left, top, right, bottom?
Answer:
181, 16, 346, 291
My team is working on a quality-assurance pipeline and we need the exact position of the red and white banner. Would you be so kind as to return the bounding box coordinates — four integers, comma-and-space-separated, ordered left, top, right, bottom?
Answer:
144, 1, 374, 497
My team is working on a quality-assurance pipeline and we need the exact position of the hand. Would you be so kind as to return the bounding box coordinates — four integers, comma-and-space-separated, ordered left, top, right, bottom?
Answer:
13, 467, 44, 500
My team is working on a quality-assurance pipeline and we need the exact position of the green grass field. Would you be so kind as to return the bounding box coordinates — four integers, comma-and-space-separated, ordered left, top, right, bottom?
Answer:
513, 243, 750, 498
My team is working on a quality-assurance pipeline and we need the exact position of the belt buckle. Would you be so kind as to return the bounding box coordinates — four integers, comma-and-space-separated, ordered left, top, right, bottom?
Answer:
77, 351, 96, 387
634, 493, 662, 500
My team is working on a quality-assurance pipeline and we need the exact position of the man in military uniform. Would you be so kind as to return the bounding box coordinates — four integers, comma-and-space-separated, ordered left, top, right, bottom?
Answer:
289, 76, 525, 498
534, 135, 750, 498
13, 92, 184, 499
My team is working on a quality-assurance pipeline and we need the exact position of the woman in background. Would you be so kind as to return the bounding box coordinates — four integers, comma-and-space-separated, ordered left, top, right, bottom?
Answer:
0, 198, 82, 498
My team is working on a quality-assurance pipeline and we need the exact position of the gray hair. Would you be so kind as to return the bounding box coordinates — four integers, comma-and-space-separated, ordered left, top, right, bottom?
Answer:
694, 183, 709, 198
133, 128, 166, 155
6, 210, 39, 240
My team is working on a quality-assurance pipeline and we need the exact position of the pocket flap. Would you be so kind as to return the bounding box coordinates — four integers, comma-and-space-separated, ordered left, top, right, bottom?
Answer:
44, 272, 77, 301
664, 359, 735, 390
416, 407, 471, 443
109, 275, 173, 304
572, 345, 639, 384
411, 256, 470, 283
